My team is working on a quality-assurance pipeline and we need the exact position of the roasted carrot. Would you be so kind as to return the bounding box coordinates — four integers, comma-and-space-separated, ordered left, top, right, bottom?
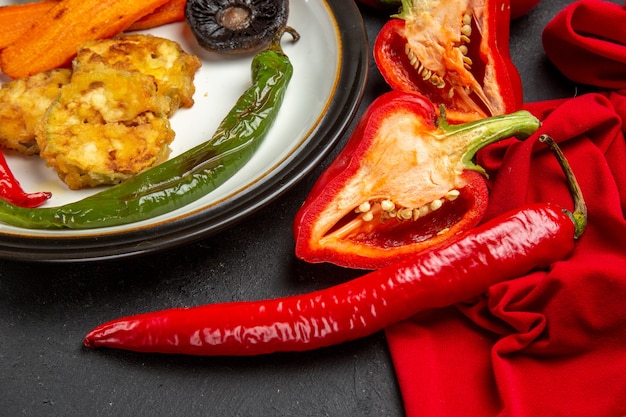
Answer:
128, 0, 186, 32
0, 1, 58, 50
0, 0, 185, 53
0, 0, 170, 79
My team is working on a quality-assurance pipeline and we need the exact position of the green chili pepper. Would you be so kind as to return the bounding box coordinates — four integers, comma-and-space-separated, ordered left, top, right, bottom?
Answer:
0, 28, 299, 230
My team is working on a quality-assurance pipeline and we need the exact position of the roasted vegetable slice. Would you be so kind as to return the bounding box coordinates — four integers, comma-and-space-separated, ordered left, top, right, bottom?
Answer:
0, 0, 170, 79
73, 34, 201, 116
36, 68, 174, 190
0, 69, 71, 155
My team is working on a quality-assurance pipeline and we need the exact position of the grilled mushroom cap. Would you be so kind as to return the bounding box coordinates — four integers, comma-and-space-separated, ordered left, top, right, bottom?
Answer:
185, 0, 289, 54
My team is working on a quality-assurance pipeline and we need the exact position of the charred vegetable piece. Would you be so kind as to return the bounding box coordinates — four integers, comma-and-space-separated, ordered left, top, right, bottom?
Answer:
293, 91, 540, 270
374, 0, 523, 122
185, 0, 290, 54
0, 28, 299, 229
83, 135, 586, 357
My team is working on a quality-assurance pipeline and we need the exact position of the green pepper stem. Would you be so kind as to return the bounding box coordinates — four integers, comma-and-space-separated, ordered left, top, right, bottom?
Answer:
539, 134, 587, 239
436, 106, 541, 176
268, 26, 300, 55
392, 0, 413, 19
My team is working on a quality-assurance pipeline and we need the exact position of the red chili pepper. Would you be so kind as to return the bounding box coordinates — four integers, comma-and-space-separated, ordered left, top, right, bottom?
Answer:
0, 150, 51, 208
373, 0, 523, 122
83, 135, 585, 356
293, 91, 539, 269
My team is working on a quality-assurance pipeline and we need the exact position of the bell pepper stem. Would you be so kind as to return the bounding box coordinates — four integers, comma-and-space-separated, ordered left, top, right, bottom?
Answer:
539, 134, 587, 239
268, 26, 300, 54
436, 106, 541, 176
392, 0, 412, 19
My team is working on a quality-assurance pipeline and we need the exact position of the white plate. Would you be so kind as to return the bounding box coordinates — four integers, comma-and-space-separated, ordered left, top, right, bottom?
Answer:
0, 0, 368, 261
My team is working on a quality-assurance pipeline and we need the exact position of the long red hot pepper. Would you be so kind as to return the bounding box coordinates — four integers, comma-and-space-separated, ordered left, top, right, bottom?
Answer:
0, 150, 51, 208
84, 136, 586, 356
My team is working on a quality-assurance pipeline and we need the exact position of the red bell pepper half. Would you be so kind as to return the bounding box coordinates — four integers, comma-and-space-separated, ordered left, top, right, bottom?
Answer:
373, 0, 523, 122
293, 91, 540, 270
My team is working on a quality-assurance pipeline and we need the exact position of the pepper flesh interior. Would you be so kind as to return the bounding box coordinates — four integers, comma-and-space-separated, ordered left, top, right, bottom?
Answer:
400, 0, 500, 118
326, 188, 469, 247
319, 109, 474, 245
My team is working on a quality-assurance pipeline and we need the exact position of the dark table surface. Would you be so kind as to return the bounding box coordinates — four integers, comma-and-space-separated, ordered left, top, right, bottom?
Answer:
0, 1, 610, 416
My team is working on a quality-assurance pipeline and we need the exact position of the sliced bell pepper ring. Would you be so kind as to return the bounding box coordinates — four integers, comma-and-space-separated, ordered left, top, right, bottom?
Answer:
293, 91, 540, 270
373, 0, 523, 122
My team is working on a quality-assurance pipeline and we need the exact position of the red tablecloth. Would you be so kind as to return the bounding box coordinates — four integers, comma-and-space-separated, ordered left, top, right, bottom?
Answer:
385, 1, 626, 416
